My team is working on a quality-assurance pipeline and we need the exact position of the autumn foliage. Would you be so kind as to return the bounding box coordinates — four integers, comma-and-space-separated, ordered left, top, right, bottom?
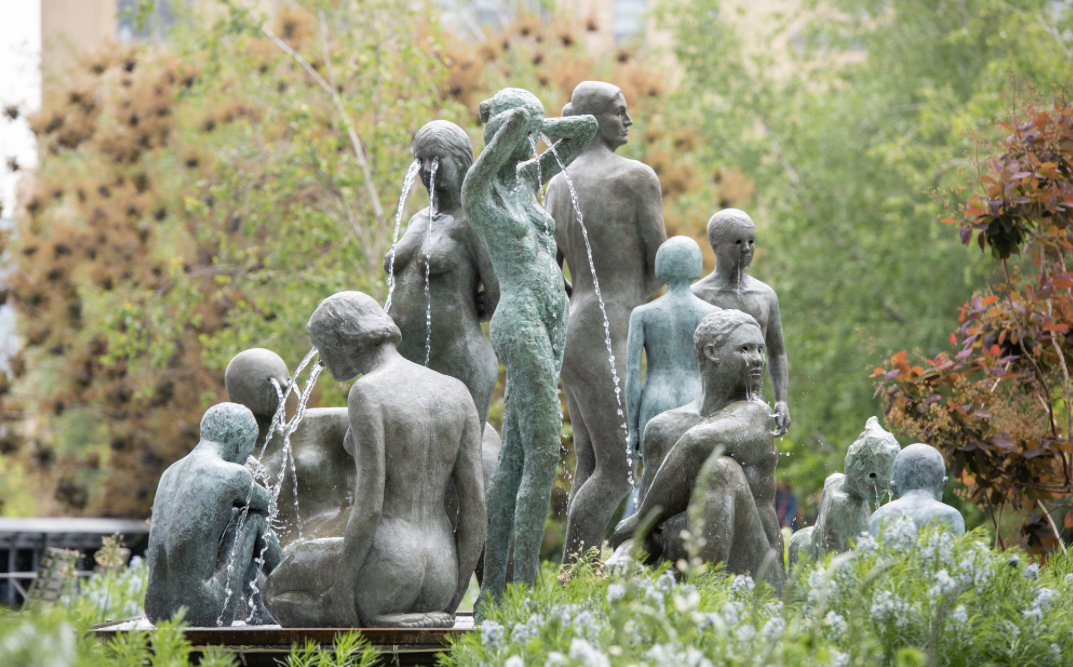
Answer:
873, 98, 1073, 552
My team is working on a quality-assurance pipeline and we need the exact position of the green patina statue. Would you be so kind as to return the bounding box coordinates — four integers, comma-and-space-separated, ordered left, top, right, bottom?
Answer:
461, 87, 596, 606
787, 417, 901, 568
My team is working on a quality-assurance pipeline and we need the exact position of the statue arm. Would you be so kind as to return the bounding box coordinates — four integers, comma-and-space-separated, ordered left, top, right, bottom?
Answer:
473, 231, 500, 321
631, 424, 725, 525
335, 391, 386, 626
462, 108, 531, 206
447, 404, 486, 612
635, 168, 667, 297
519, 115, 598, 185
625, 309, 645, 456
765, 292, 791, 436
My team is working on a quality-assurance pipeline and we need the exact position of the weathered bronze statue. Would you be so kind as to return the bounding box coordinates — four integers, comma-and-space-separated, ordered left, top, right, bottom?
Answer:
146, 402, 282, 626
693, 209, 791, 436
613, 310, 784, 590
263, 292, 485, 629
462, 88, 596, 606
547, 81, 667, 560
384, 120, 500, 431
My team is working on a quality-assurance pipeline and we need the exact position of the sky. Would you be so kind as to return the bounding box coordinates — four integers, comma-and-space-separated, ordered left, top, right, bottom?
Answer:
0, 0, 39, 366
0, 0, 42, 220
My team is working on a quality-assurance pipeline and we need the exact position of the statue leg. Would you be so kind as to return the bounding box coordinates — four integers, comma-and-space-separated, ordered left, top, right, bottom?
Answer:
368, 612, 455, 629
698, 458, 782, 589
563, 385, 594, 513
209, 511, 267, 626
508, 329, 562, 585
478, 373, 525, 606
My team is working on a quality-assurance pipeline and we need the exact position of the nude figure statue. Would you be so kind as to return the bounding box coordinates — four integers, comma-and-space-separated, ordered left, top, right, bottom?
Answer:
462, 87, 597, 607
146, 402, 282, 626
692, 209, 791, 437
612, 310, 784, 590
625, 236, 721, 499
869, 443, 965, 539
384, 120, 500, 431
262, 292, 485, 628
225, 348, 352, 548
545, 81, 667, 561
787, 417, 900, 568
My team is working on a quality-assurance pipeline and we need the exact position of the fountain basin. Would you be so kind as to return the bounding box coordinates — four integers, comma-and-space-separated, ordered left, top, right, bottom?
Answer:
91, 613, 475, 666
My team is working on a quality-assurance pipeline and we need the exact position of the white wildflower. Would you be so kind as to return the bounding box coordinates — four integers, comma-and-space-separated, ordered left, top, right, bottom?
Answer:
511, 613, 544, 643
950, 605, 968, 624
885, 516, 919, 551
569, 637, 610, 667
734, 623, 756, 644
871, 590, 914, 629
855, 533, 879, 557
927, 569, 958, 598
729, 574, 755, 597
1024, 587, 1058, 622
606, 583, 625, 602
1023, 563, 1040, 580
825, 611, 847, 640
480, 620, 503, 649
656, 571, 677, 591
505, 656, 525, 667
721, 601, 742, 627
761, 615, 785, 640
545, 651, 567, 666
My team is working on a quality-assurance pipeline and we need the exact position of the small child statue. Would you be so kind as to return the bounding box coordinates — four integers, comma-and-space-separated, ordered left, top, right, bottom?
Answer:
692, 208, 791, 436
869, 442, 966, 538
145, 402, 282, 626
625, 236, 721, 498
788, 417, 900, 568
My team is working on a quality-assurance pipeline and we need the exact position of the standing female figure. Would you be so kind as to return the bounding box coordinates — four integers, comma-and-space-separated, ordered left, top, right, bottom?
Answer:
462, 88, 596, 602
385, 120, 500, 429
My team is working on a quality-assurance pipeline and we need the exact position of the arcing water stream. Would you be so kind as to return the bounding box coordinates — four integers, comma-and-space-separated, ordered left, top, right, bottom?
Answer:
424, 158, 440, 367
539, 133, 632, 484
214, 347, 325, 626
384, 160, 422, 314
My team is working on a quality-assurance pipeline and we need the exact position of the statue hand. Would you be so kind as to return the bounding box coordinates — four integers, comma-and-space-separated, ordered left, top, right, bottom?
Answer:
773, 401, 791, 437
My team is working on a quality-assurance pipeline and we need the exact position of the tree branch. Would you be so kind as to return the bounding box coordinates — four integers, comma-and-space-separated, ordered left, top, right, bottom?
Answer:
258, 15, 385, 223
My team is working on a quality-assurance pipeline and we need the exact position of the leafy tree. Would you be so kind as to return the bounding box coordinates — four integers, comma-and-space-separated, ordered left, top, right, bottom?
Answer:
657, 0, 1073, 515
875, 95, 1073, 552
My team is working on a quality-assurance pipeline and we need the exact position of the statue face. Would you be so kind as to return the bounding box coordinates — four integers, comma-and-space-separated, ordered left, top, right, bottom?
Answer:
703, 325, 766, 394
594, 91, 631, 150
414, 144, 465, 197
713, 222, 756, 271
310, 335, 362, 383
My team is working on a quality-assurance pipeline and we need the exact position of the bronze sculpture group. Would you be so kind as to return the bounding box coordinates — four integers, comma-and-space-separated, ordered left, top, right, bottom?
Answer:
144, 81, 965, 628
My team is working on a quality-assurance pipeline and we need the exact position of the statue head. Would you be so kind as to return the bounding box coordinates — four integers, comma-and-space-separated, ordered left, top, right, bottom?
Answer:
707, 208, 756, 271
225, 348, 290, 419
891, 443, 948, 501
693, 309, 765, 397
307, 291, 401, 382
479, 87, 545, 161
655, 236, 704, 285
200, 402, 258, 464
413, 120, 473, 197
563, 81, 630, 151
844, 416, 901, 502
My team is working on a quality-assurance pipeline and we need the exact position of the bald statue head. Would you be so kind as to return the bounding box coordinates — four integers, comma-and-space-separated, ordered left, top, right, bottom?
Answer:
844, 417, 902, 502
706, 208, 756, 271
225, 349, 290, 419
891, 443, 948, 501
563, 81, 631, 151
655, 236, 704, 285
